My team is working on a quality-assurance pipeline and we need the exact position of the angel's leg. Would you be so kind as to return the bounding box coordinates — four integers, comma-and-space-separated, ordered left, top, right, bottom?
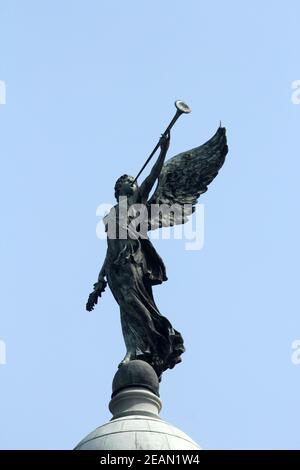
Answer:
118, 307, 137, 367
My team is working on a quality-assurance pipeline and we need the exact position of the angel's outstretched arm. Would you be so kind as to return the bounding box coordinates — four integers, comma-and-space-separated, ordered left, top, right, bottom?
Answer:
138, 132, 170, 202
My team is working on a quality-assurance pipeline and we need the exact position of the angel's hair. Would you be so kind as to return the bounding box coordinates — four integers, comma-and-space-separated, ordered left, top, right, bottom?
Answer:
114, 174, 136, 199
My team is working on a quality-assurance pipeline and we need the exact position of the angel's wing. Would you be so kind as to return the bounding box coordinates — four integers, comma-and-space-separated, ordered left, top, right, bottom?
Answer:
147, 126, 228, 230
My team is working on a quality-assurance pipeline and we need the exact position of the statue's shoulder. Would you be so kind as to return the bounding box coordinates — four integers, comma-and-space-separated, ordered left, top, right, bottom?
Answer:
103, 204, 118, 228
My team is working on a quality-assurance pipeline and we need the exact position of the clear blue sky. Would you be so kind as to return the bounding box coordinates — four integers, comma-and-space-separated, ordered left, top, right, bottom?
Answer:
0, 0, 299, 450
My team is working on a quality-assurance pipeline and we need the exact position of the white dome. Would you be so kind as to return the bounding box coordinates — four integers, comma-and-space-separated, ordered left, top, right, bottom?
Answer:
75, 387, 201, 450
75, 414, 200, 450
75, 362, 201, 451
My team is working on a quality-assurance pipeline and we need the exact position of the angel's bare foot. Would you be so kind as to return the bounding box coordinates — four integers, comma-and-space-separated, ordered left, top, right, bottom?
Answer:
118, 352, 135, 368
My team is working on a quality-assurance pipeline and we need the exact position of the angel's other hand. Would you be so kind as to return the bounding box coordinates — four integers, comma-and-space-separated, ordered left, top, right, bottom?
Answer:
94, 278, 107, 292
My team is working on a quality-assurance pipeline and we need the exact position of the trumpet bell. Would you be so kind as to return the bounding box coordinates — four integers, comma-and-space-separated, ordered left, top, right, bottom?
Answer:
175, 100, 191, 114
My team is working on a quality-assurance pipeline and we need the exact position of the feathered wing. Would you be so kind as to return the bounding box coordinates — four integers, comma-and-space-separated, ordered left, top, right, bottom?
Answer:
147, 126, 228, 230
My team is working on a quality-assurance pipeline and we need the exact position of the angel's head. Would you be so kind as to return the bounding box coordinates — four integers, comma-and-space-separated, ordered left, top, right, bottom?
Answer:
114, 174, 138, 200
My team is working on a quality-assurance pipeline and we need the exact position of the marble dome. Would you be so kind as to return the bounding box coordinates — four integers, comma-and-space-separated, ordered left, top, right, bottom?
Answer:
75, 360, 201, 451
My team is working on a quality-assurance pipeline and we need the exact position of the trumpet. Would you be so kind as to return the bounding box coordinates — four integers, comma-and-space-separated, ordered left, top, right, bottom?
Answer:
134, 100, 191, 181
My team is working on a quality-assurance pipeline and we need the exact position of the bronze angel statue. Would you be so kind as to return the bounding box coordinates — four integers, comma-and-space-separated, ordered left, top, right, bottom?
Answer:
86, 101, 228, 379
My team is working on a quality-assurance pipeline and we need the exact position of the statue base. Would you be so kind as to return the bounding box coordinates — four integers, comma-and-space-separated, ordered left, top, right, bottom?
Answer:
74, 360, 201, 450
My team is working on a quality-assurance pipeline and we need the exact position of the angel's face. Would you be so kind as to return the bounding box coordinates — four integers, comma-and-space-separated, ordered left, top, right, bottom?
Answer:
116, 178, 138, 199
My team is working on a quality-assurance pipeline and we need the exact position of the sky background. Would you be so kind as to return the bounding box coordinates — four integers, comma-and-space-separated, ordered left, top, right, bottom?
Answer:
0, 0, 299, 450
